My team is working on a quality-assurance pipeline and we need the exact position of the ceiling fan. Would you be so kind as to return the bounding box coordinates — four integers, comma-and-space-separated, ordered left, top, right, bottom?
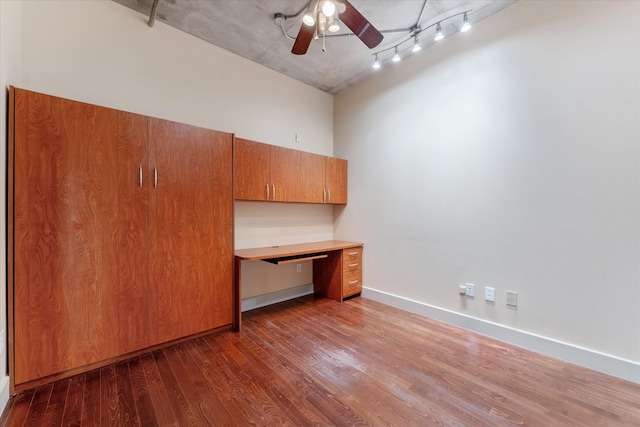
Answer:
291, 0, 383, 55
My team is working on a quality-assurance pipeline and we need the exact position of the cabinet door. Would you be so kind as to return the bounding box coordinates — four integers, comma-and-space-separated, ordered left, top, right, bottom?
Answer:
234, 138, 269, 201
115, 111, 150, 354
12, 89, 148, 385
326, 157, 348, 204
269, 145, 301, 202
149, 119, 233, 345
300, 152, 326, 203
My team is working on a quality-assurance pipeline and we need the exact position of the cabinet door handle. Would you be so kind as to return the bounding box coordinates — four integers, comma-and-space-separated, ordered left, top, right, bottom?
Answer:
266, 184, 270, 199
348, 263, 359, 268
272, 185, 276, 200
323, 189, 326, 203
139, 165, 143, 188
154, 168, 158, 188
327, 188, 331, 203
348, 280, 359, 284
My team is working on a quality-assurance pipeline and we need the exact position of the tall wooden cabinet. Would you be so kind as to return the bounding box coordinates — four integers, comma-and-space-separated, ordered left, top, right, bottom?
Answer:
148, 118, 233, 345
9, 88, 233, 391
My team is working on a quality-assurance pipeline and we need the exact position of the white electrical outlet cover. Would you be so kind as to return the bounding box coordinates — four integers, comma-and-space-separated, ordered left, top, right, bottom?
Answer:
485, 287, 495, 302
465, 283, 475, 297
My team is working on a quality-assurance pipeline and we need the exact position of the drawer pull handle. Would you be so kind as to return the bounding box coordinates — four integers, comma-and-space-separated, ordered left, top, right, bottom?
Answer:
348, 280, 359, 284
348, 263, 359, 268
348, 251, 359, 256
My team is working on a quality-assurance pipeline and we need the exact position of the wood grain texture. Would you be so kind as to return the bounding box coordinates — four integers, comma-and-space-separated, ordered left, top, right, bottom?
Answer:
234, 138, 347, 204
300, 151, 326, 203
233, 137, 269, 201
148, 118, 233, 346
269, 145, 301, 202
7, 87, 16, 395
3, 296, 639, 426
12, 89, 150, 389
234, 239, 363, 261
114, 111, 149, 355
14, 89, 119, 384
312, 250, 343, 302
343, 247, 363, 297
326, 156, 348, 204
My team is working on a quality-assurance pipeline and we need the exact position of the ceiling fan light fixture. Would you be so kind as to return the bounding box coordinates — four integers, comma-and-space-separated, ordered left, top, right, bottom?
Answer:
321, 1, 336, 18
303, 13, 315, 27
392, 47, 401, 63
434, 23, 444, 41
461, 12, 471, 32
412, 36, 421, 53
303, 0, 318, 26
328, 17, 341, 33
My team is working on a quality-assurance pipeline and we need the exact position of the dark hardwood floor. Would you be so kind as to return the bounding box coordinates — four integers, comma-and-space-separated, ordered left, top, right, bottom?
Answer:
1, 295, 639, 426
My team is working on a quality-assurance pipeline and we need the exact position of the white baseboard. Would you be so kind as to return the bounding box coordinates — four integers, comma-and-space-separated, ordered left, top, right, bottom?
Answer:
242, 283, 314, 312
363, 287, 640, 384
0, 376, 9, 416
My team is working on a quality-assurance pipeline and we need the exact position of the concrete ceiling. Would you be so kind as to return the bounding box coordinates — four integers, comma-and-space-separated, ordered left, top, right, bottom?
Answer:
113, 0, 518, 94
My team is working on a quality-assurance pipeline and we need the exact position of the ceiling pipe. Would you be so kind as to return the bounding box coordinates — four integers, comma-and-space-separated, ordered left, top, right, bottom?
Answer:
148, 0, 159, 27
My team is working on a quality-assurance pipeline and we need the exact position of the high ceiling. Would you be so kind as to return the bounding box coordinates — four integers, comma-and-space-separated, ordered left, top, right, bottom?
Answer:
113, 0, 518, 94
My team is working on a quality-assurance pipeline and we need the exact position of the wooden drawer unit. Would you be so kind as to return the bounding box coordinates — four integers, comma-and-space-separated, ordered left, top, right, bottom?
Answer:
311, 243, 364, 302
342, 246, 363, 298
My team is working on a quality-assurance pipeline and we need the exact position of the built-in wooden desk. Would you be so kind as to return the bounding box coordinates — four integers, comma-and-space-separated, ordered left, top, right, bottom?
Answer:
234, 240, 363, 330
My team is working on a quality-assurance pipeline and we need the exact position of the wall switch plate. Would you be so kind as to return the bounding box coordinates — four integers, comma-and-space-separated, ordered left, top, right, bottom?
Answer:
485, 286, 495, 302
465, 283, 475, 297
506, 291, 518, 307
295, 132, 302, 143
296, 263, 302, 273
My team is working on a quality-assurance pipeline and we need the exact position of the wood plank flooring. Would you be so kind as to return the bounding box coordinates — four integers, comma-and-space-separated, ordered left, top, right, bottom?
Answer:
1, 295, 639, 426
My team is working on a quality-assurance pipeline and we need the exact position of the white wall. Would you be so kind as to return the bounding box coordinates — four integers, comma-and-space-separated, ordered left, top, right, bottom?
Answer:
335, 0, 640, 370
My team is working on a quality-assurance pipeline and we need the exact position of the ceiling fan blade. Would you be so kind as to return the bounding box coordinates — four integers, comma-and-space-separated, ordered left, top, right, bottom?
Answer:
339, 0, 383, 49
292, 22, 315, 55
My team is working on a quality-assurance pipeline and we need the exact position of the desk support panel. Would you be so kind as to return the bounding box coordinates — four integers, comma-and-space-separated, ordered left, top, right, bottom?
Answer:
313, 251, 343, 301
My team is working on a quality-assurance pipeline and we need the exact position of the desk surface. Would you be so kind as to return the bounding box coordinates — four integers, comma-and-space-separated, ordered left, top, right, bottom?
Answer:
235, 240, 363, 261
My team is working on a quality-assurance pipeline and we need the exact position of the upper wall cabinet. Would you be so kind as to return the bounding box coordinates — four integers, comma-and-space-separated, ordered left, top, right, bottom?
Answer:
235, 138, 347, 204
234, 138, 301, 202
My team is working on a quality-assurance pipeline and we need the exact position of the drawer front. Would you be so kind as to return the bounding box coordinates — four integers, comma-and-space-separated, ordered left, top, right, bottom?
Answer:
343, 246, 362, 262
343, 258, 362, 274
343, 270, 362, 297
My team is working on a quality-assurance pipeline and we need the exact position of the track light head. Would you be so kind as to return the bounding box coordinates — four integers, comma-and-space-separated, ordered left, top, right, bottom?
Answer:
412, 36, 421, 53
461, 12, 471, 32
372, 54, 381, 70
434, 23, 444, 41
392, 47, 401, 63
